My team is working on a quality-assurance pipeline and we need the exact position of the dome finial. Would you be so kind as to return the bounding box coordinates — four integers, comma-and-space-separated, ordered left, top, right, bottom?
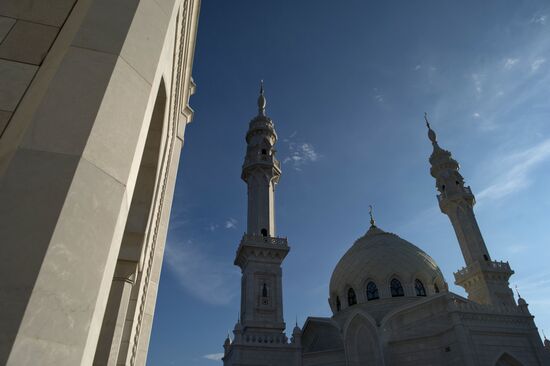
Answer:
257, 80, 266, 116
369, 205, 376, 227
425, 112, 437, 144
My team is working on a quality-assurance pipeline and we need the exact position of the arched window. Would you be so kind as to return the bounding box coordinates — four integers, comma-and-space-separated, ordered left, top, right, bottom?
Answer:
366, 281, 379, 301
262, 283, 268, 297
415, 279, 426, 296
390, 278, 404, 297
336, 296, 341, 311
347, 288, 357, 306
261, 149, 267, 155
434, 283, 440, 293
261, 228, 268, 237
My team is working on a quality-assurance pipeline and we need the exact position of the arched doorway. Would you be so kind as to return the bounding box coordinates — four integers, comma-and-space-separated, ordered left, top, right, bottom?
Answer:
344, 314, 382, 366
495, 353, 523, 366
94, 80, 168, 365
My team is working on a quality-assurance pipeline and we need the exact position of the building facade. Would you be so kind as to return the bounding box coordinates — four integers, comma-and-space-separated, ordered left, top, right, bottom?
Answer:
222, 94, 550, 366
0, 0, 201, 365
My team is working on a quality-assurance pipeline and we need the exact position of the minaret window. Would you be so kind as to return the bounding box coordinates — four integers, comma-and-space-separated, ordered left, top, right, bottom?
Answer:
336, 296, 341, 311
415, 279, 427, 297
434, 283, 440, 293
262, 283, 268, 297
261, 149, 267, 155
390, 279, 404, 297
366, 282, 379, 301
483, 254, 489, 261
261, 228, 268, 237
347, 288, 357, 306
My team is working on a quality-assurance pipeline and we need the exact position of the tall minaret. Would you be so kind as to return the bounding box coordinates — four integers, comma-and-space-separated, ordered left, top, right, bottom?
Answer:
425, 114, 515, 306
233, 82, 289, 341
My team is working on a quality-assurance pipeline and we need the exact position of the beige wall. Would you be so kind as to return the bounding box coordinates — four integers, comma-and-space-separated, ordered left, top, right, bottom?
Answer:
0, 0, 200, 364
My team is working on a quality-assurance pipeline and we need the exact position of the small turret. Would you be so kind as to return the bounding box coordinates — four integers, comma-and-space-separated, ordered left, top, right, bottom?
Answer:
223, 333, 232, 357
291, 319, 302, 346
543, 331, 550, 351
516, 286, 530, 314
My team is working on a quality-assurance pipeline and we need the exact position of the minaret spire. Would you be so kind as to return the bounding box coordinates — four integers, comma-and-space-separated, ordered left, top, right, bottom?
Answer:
258, 80, 266, 116
368, 205, 376, 227
425, 114, 515, 307
425, 112, 437, 144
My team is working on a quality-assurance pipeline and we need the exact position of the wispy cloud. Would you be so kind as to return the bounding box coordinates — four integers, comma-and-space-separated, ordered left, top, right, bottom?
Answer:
503, 58, 519, 70
165, 240, 239, 305
414, 64, 422, 71
472, 112, 480, 118
477, 139, 550, 202
514, 270, 550, 300
506, 244, 529, 254
225, 218, 237, 229
531, 14, 547, 25
471, 73, 483, 96
531, 57, 546, 72
203, 353, 224, 361
208, 223, 219, 232
282, 141, 320, 171
372, 87, 384, 103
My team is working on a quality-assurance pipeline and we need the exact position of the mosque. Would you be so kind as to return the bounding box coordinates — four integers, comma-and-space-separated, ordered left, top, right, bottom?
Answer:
221, 85, 550, 366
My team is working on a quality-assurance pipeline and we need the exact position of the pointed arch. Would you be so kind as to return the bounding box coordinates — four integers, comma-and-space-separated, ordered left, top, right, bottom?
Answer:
414, 279, 426, 297
366, 281, 379, 301
495, 352, 523, 366
347, 287, 357, 306
95, 77, 169, 365
390, 278, 404, 297
343, 312, 382, 365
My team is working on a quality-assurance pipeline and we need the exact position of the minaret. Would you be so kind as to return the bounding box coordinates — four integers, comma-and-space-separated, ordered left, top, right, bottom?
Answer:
425, 114, 515, 306
233, 82, 289, 339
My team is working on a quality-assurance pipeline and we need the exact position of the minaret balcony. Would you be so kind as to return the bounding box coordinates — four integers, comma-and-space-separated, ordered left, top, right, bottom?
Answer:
234, 233, 289, 267
454, 260, 514, 285
243, 155, 281, 171
241, 233, 288, 246
436, 186, 475, 206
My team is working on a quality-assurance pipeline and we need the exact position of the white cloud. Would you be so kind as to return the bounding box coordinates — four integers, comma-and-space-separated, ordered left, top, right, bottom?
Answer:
165, 240, 239, 305
507, 244, 529, 254
203, 353, 224, 361
531, 14, 547, 24
472, 112, 480, 118
372, 87, 384, 103
531, 58, 546, 72
503, 58, 519, 69
477, 139, 550, 202
472, 73, 483, 96
283, 142, 319, 170
225, 218, 237, 229
208, 223, 219, 232
414, 64, 422, 71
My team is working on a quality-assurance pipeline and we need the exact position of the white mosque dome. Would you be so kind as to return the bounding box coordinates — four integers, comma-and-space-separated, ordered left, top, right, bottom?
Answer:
329, 224, 446, 314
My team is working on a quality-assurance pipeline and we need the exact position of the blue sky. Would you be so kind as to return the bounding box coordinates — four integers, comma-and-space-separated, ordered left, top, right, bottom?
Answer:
147, 1, 550, 364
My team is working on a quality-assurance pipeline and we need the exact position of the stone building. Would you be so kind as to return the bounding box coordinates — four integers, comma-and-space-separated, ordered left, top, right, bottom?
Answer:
0, 0, 201, 365
222, 91, 550, 366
